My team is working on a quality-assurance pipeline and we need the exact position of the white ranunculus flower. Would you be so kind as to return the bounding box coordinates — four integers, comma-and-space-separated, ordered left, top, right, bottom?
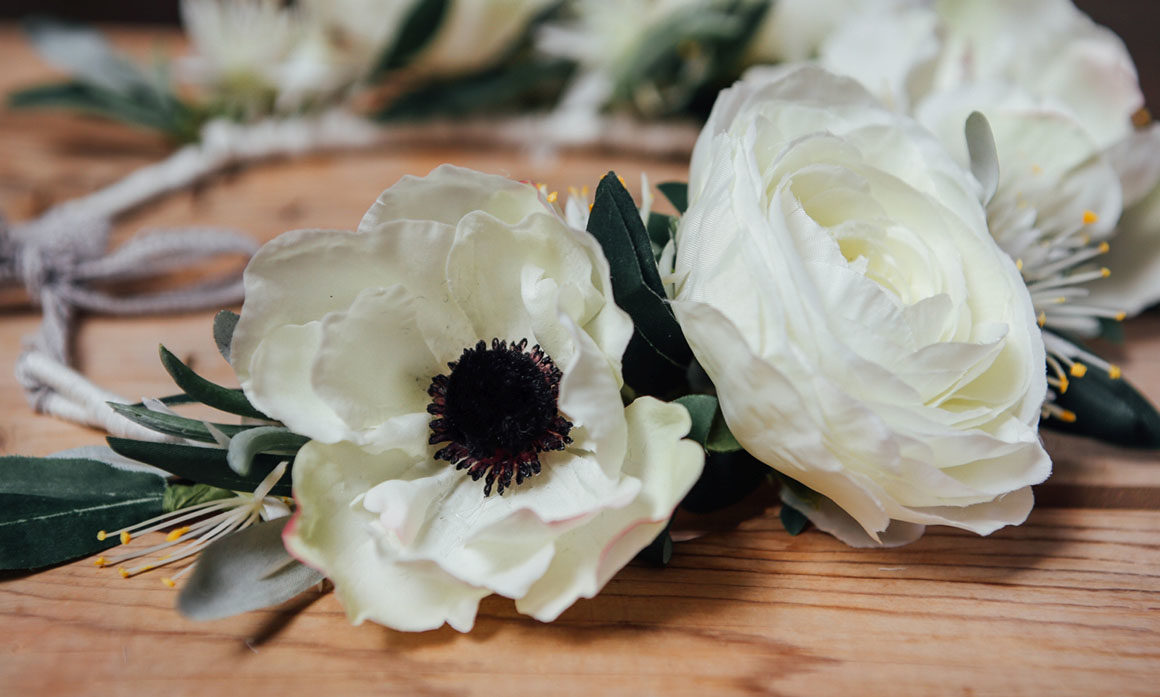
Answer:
230, 165, 703, 630
743, 0, 874, 65
674, 66, 1051, 546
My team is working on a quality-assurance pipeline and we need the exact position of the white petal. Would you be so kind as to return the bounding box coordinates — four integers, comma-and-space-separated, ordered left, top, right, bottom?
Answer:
516, 397, 703, 621
285, 441, 488, 632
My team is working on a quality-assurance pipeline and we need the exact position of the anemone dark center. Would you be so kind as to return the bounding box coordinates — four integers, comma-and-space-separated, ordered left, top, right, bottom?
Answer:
427, 339, 572, 496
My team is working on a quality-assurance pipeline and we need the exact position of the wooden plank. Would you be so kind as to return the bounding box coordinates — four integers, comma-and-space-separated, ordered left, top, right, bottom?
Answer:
1, 24, 1158, 697
0, 507, 1156, 697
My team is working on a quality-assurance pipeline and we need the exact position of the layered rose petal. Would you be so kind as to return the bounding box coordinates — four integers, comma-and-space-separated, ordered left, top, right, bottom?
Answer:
676, 66, 1050, 543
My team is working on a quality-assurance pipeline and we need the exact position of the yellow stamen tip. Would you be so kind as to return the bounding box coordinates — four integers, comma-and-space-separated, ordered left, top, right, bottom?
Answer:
1059, 376, 1069, 394
1058, 409, 1078, 423
1015, 258, 1024, 271
119, 531, 132, 545
588, 202, 594, 211
616, 175, 626, 186
1037, 311, 1047, 327
118, 567, 130, 579
1031, 164, 1043, 175
1109, 365, 1122, 380
1115, 311, 1127, 321
1070, 363, 1088, 378
546, 191, 558, 203
162, 578, 177, 589
94, 557, 107, 567
1098, 241, 1111, 254
1082, 210, 1100, 225
1101, 267, 1112, 278
97, 530, 107, 541
166, 526, 190, 542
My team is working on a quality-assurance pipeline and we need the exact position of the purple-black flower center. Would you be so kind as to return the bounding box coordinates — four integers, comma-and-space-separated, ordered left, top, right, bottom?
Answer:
427, 338, 572, 496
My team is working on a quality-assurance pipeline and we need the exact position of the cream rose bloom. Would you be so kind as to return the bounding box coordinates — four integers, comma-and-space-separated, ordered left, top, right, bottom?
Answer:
673, 66, 1051, 545
230, 165, 702, 630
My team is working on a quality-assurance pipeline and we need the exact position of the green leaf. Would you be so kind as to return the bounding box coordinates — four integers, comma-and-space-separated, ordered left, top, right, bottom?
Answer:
779, 503, 810, 536
178, 517, 324, 621
646, 211, 675, 259
634, 520, 673, 567
680, 449, 769, 514
1097, 317, 1126, 345
377, 59, 573, 122
163, 483, 235, 514
108, 402, 256, 443
674, 394, 743, 454
227, 427, 309, 476
1045, 361, 1160, 447
158, 345, 268, 420
213, 310, 240, 363
9, 79, 202, 142
106, 438, 293, 497
370, 0, 448, 78
0, 456, 165, 570
657, 182, 688, 214
587, 172, 693, 395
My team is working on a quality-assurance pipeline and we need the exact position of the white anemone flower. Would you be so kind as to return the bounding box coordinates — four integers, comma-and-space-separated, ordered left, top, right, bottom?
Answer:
229, 166, 703, 631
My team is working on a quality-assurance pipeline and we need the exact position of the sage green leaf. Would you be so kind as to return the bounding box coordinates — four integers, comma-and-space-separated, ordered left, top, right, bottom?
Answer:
213, 310, 240, 363
24, 18, 144, 92
158, 345, 268, 419
657, 182, 688, 214
163, 483, 235, 514
106, 438, 293, 497
108, 402, 256, 443
680, 450, 769, 514
675, 394, 717, 445
587, 172, 693, 395
779, 503, 810, 536
674, 394, 744, 454
371, 0, 448, 78
0, 456, 165, 570
1045, 361, 1160, 447
177, 517, 324, 621
965, 112, 999, 204
227, 427, 309, 476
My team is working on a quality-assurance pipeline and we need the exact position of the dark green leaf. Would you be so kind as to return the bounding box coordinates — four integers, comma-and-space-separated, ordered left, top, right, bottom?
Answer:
646, 211, 675, 258
377, 59, 573, 122
214, 310, 240, 363
178, 517, 324, 621
371, 0, 448, 78
227, 427, 308, 476
779, 503, 810, 536
680, 450, 769, 514
1097, 317, 1126, 345
634, 520, 673, 567
587, 172, 693, 395
108, 402, 257, 443
675, 394, 717, 446
1044, 361, 1160, 447
0, 456, 165, 570
158, 345, 268, 420
107, 438, 293, 497
657, 182, 688, 214
163, 483, 235, 513
674, 394, 743, 454
8, 80, 202, 142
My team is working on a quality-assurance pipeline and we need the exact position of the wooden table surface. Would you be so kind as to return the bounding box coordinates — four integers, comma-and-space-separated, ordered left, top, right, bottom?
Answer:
1, 26, 1158, 697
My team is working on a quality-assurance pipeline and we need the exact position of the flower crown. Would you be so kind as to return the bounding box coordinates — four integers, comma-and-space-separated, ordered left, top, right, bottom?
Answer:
3, 0, 1159, 632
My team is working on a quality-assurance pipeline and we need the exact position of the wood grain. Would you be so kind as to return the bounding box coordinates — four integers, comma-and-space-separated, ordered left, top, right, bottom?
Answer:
1, 25, 1158, 697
